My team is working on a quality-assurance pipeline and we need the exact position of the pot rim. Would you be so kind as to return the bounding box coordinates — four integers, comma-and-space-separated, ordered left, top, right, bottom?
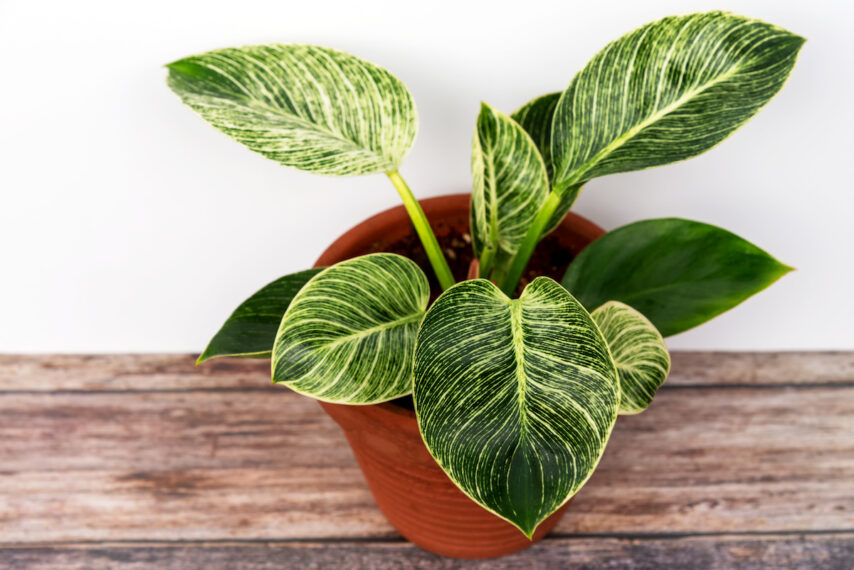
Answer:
313, 191, 605, 421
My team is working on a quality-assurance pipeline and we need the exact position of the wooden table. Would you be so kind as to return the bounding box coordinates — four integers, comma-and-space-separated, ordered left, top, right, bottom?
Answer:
1, 352, 852, 569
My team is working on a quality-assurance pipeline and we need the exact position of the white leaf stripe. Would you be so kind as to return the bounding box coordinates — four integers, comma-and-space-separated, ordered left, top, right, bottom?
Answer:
470, 103, 549, 269
413, 278, 618, 537
551, 11, 804, 188
167, 44, 417, 176
272, 254, 428, 404
592, 301, 670, 414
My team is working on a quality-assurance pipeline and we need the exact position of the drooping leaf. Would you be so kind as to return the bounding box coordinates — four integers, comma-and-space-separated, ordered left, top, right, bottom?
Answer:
198, 268, 322, 364
551, 12, 804, 190
511, 92, 560, 179
166, 44, 417, 176
272, 254, 428, 403
470, 103, 549, 274
562, 218, 792, 337
413, 277, 618, 538
592, 301, 670, 414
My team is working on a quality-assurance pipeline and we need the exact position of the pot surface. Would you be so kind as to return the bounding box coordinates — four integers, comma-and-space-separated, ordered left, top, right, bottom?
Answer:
314, 193, 604, 559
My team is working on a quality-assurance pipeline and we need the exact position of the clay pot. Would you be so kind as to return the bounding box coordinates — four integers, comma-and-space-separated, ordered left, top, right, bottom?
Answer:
314, 193, 604, 559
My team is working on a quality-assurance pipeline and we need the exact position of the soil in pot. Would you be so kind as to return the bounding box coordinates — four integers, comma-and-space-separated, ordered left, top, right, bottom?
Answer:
361, 220, 575, 303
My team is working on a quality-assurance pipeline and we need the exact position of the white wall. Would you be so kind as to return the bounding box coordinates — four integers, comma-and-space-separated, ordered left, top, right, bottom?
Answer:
1, 0, 852, 352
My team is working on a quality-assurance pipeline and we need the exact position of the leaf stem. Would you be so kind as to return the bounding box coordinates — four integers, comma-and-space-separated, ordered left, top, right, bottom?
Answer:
386, 171, 455, 291
499, 191, 562, 296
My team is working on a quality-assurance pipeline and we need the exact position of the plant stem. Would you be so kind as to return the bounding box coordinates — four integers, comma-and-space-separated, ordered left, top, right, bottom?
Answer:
386, 171, 455, 291
499, 191, 562, 296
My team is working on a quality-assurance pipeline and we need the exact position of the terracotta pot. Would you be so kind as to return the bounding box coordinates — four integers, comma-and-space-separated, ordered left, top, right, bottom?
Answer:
314, 193, 604, 559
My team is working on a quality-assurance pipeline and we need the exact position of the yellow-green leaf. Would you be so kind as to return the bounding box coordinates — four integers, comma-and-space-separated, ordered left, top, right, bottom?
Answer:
272, 254, 428, 403
592, 301, 670, 414
471, 103, 549, 274
167, 44, 417, 176
551, 12, 804, 190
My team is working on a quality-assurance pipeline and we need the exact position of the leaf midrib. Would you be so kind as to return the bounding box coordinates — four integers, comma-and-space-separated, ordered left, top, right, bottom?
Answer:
556, 61, 742, 188
316, 311, 423, 350
171, 65, 393, 168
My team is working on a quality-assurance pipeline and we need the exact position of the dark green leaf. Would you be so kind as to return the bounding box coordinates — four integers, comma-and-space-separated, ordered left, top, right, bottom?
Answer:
563, 218, 792, 337
197, 268, 322, 364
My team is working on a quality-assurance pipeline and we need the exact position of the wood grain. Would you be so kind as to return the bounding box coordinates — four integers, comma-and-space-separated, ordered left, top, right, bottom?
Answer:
1, 353, 852, 567
1, 534, 852, 569
1, 388, 851, 541
1, 351, 852, 392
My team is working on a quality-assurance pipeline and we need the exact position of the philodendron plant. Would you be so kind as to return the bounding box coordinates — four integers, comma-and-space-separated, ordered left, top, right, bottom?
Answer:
168, 12, 802, 538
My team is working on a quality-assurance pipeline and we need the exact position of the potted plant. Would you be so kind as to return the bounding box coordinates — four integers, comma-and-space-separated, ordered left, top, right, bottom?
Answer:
166, 11, 803, 559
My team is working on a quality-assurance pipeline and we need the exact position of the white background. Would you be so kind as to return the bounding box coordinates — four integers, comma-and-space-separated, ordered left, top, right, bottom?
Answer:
1, 0, 852, 352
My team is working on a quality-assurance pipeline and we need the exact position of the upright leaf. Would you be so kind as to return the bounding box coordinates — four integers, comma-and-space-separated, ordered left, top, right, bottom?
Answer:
510, 92, 582, 235
511, 92, 560, 179
414, 277, 618, 538
551, 12, 804, 190
562, 218, 792, 337
198, 268, 322, 364
167, 44, 417, 176
273, 254, 428, 403
471, 103, 549, 273
592, 301, 670, 414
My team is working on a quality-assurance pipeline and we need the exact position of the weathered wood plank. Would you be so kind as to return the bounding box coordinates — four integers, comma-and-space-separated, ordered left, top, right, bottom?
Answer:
0, 355, 270, 392
1, 352, 852, 392
1, 534, 852, 569
2, 386, 852, 542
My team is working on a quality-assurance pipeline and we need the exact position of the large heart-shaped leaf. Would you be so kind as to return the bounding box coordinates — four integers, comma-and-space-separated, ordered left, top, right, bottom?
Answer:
413, 277, 618, 537
167, 44, 417, 176
592, 301, 670, 414
471, 103, 549, 274
562, 218, 792, 337
272, 254, 428, 403
198, 268, 322, 364
551, 12, 804, 191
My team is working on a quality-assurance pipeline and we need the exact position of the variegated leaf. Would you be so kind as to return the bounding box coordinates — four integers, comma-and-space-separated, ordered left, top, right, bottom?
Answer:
413, 277, 618, 537
551, 11, 804, 190
562, 218, 792, 337
198, 268, 322, 364
471, 103, 549, 274
592, 301, 670, 414
167, 44, 417, 176
272, 254, 428, 403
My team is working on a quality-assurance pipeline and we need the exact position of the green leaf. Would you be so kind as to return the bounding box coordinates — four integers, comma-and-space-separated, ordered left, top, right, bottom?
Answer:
198, 268, 322, 364
592, 301, 670, 414
511, 92, 560, 180
166, 44, 417, 176
272, 254, 428, 403
510, 93, 582, 235
471, 103, 549, 273
562, 218, 792, 337
551, 12, 804, 190
413, 277, 618, 538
